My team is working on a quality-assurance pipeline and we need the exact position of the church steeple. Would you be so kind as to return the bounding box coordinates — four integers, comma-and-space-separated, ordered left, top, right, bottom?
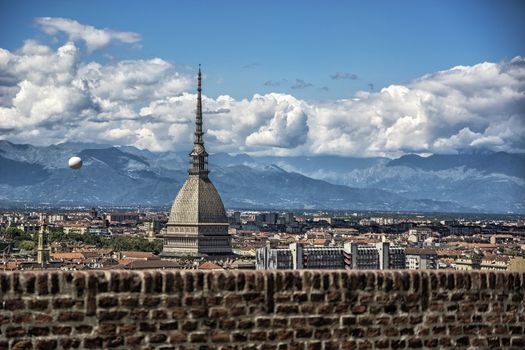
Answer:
189, 65, 209, 177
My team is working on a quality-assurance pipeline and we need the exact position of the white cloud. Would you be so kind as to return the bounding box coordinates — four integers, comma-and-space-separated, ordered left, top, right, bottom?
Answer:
0, 38, 191, 147
36, 17, 140, 52
0, 21, 524, 157
246, 95, 308, 148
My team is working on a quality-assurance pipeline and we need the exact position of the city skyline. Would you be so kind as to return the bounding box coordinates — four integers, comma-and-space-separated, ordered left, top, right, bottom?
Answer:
0, 1, 524, 157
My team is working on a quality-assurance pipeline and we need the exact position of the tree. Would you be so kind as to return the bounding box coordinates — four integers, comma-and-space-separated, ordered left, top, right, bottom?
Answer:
4, 227, 29, 241
18, 240, 35, 251
109, 236, 162, 254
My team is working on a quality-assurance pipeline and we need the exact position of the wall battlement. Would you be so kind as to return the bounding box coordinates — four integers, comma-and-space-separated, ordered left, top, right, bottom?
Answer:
0, 270, 524, 349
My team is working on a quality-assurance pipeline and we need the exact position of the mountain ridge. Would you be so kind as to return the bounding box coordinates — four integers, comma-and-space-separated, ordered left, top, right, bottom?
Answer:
0, 140, 523, 213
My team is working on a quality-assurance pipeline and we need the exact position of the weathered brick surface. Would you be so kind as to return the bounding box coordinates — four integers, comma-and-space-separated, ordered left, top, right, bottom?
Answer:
0, 270, 524, 349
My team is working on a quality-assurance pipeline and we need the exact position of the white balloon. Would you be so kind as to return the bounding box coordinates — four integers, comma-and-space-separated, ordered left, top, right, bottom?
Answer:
68, 156, 83, 170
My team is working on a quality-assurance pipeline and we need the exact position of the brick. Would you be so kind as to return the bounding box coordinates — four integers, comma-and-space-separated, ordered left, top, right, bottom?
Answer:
152, 309, 169, 319
238, 319, 255, 329
28, 299, 49, 310
314, 328, 332, 339
118, 323, 136, 334
356, 339, 373, 349
0, 315, 9, 325
202, 318, 218, 330
295, 328, 313, 338
248, 331, 267, 341
98, 296, 118, 308
76, 325, 93, 334
149, 334, 168, 343
341, 340, 357, 350
37, 274, 48, 295
351, 305, 366, 314
390, 340, 406, 349
211, 331, 231, 343
300, 304, 316, 313
375, 340, 389, 349
6, 326, 26, 338
172, 307, 188, 319
98, 323, 117, 335
99, 310, 127, 321
190, 332, 207, 343
276, 304, 299, 314
12, 312, 33, 323
52, 297, 76, 309
28, 326, 50, 336
455, 336, 470, 346
11, 340, 32, 350
209, 307, 229, 318
190, 307, 207, 318
139, 322, 157, 332
230, 306, 247, 316
126, 336, 145, 347
105, 336, 124, 348
307, 342, 322, 350
511, 337, 525, 347
84, 337, 103, 349
256, 317, 272, 328
219, 319, 236, 330
275, 329, 294, 341
366, 327, 381, 337
4, 299, 25, 310
59, 338, 81, 349
181, 320, 198, 332
407, 338, 422, 348
121, 296, 140, 307
439, 338, 452, 347
224, 293, 242, 307
232, 332, 248, 342
36, 339, 57, 350
53, 325, 72, 335
169, 331, 188, 343
423, 338, 438, 348
58, 311, 84, 322
273, 317, 288, 328
143, 296, 161, 307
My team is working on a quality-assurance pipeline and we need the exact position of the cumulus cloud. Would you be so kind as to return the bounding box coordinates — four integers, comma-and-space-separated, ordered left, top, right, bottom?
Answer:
0, 21, 524, 157
0, 37, 191, 150
330, 72, 358, 80
245, 95, 309, 148
36, 17, 141, 52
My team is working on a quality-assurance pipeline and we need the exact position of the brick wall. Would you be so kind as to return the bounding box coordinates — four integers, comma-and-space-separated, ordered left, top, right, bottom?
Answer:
0, 270, 524, 349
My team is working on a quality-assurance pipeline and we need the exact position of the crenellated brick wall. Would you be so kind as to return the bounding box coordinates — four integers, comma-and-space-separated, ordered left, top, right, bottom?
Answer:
0, 270, 524, 349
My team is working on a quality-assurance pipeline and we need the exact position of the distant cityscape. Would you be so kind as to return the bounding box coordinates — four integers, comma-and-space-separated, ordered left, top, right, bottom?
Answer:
1, 207, 524, 272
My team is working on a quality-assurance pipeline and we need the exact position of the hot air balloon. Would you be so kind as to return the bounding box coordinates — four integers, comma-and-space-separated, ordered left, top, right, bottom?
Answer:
68, 156, 83, 170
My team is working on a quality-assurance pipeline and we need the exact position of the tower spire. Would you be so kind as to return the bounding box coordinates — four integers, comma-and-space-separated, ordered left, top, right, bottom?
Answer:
194, 64, 203, 145
189, 65, 209, 177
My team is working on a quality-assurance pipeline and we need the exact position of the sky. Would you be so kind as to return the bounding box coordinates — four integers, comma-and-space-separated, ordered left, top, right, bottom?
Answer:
0, 0, 524, 157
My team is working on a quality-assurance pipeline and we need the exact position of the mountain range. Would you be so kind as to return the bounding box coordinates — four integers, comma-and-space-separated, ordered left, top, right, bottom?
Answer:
0, 140, 523, 213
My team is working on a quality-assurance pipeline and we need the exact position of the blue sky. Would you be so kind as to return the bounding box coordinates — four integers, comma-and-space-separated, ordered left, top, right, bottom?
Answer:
0, 0, 524, 156
1, 0, 524, 100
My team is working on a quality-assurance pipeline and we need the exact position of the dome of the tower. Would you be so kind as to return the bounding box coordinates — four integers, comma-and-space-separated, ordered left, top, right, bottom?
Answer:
168, 176, 228, 225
